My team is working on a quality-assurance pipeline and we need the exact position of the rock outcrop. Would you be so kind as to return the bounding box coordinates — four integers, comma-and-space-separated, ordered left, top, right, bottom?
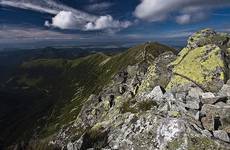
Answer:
64, 80, 230, 150
167, 29, 230, 92
28, 29, 230, 150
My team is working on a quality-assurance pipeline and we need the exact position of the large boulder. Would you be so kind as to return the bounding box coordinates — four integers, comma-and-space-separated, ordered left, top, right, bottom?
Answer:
167, 44, 227, 92
167, 29, 230, 92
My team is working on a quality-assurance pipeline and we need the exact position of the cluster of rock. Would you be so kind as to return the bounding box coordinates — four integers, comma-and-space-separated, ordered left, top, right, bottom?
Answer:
48, 29, 230, 150
65, 84, 230, 150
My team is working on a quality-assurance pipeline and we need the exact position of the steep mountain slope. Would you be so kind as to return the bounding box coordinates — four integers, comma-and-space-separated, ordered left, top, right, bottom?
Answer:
0, 42, 175, 149
29, 29, 230, 150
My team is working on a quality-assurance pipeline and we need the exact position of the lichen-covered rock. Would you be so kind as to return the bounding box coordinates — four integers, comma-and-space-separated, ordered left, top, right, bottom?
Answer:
139, 51, 176, 92
187, 28, 230, 49
167, 28, 230, 93
167, 44, 227, 92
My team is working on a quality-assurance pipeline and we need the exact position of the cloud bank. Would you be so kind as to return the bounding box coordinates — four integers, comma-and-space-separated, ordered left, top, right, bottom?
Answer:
134, 0, 230, 24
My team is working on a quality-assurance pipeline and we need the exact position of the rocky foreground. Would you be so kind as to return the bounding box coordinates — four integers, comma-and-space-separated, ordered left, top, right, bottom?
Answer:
29, 29, 230, 150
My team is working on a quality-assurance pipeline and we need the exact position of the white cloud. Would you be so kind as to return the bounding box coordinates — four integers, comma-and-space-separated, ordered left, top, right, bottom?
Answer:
134, 0, 230, 24
85, 15, 132, 31
0, 0, 96, 22
45, 11, 77, 29
134, 0, 172, 22
1, 0, 131, 31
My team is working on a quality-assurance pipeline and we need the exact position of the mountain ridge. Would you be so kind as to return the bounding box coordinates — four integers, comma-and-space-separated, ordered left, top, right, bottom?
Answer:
0, 42, 176, 149
1, 28, 230, 150
41, 28, 230, 150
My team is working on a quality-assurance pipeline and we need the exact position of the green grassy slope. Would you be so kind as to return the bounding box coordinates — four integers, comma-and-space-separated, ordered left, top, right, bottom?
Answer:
0, 42, 175, 147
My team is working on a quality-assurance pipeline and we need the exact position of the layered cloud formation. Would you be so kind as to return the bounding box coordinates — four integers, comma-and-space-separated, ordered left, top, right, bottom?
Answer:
0, 0, 230, 47
134, 0, 230, 24
1, 0, 230, 30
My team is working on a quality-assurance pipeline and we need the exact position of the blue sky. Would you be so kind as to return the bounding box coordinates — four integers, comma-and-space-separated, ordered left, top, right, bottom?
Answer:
0, 0, 230, 49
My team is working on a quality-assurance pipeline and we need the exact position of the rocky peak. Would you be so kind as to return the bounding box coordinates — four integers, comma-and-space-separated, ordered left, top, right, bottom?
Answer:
187, 28, 230, 49
167, 29, 230, 92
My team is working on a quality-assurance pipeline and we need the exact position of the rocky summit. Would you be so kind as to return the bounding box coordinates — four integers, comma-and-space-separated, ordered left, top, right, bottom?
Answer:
7, 29, 230, 150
